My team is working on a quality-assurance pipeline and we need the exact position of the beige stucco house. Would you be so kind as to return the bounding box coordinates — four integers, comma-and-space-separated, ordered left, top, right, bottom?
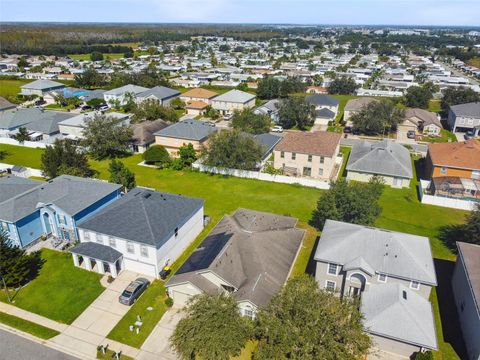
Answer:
273, 131, 342, 180
210, 89, 256, 116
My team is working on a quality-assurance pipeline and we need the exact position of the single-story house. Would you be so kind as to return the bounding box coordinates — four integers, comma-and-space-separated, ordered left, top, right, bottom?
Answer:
314, 220, 438, 358
400, 108, 442, 137
0, 108, 44, 131
254, 99, 280, 123
58, 111, 130, 139
136, 86, 180, 105
273, 131, 341, 180
81, 89, 106, 104
71, 188, 204, 278
305, 94, 339, 125
253, 133, 282, 163
19, 79, 66, 97
23, 111, 76, 140
343, 97, 378, 125
130, 119, 169, 153
452, 242, 480, 360
43, 87, 90, 105
154, 119, 217, 156
165, 208, 305, 316
346, 140, 413, 188
0, 175, 121, 248
211, 90, 256, 116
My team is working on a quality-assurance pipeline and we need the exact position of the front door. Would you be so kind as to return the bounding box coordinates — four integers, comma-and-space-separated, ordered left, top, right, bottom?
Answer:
349, 286, 361, 297
103, 262, 110, 274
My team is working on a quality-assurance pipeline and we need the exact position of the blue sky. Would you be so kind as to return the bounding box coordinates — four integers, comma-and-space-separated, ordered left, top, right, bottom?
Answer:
1, 0, 479, 26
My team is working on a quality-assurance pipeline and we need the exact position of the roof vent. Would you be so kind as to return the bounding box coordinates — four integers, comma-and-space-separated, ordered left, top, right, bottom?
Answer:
402, 290, 407, 300
143, 192, 151, 199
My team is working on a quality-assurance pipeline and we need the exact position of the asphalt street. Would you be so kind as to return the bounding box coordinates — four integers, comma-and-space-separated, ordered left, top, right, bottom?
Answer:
0, 329, 79, 360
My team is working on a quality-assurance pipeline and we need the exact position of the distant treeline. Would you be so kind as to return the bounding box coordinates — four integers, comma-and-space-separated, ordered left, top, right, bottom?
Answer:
0, 23, 281, 55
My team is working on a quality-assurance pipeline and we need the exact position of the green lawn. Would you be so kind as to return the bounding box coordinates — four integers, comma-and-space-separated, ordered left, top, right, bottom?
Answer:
0, 144, 44, 168
0, 78, 30, 103
0, 249, 105, 324
68, 53, 125, 61
422, 129, 457, 144
97, 348, 133, 360
332, 94, 357, 123
429, 100, 442, 113
0, 311, 60, 339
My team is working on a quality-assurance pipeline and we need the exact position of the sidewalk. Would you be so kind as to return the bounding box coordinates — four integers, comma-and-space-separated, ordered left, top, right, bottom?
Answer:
0, 302, 68, 333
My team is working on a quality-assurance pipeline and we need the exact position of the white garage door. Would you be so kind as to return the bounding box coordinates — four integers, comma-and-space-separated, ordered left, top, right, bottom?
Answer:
123, 259, 156, 277
171, 290, 193, 308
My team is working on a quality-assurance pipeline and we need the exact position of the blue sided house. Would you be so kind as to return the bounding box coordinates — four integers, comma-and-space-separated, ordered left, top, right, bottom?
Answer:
0, 175, 121, 248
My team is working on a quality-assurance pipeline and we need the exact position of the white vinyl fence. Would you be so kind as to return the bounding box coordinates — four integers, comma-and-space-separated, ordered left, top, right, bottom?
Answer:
0, 137, 48, 149
192, 162, 330, 190
419, 180, 477, 211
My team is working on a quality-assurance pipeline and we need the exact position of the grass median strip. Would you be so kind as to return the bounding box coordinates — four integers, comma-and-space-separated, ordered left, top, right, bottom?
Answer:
0, 311, 60, 339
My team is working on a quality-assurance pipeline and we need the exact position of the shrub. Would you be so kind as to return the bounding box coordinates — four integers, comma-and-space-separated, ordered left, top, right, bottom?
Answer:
143, 145, 171, 168
414, 351, 434, 360
107, 275, 115, 284
165, 298, 174, 307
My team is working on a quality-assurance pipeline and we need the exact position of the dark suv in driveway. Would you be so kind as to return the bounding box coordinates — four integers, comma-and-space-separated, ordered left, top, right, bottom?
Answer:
119, 278, 150, 305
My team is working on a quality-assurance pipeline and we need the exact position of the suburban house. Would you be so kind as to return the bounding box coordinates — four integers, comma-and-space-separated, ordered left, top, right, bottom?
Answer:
343, 97, 377, 125
253, 133, 282, 164
58, 111, 130, 139
19, 79, 66, 97
424, 140, 480, 201
185, 101, 209, 116
71, 188, 204, 278
0, 108, 74, 133
103, 84, 149, 106
180, 88, 218, 104
0, 175, 121, 248
305, 94, 339, 125
81, 89, 106, 104
0, 96, 16, 112
314, 220, 438, 358
451, 242, 480, 360
273, 131, 342, 180
448, 102, 480, 136
154, 119, 217, 156
399, 108, 442, 137
23, 111, 76, 140
136, 86, 180, 105
43, 87, 90, 105
253, 99, 280, 123
210, 89, 256, 116
165, 209, 305, 317
346, 140, 413, 188
130, 119, 169, 153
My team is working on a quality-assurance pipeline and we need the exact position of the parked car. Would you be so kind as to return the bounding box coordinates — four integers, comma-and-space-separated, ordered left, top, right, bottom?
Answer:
80, 105, 92, 111
118, 278, 150, 305
352, 128, 360, 135
34, 99, 46, 106
464, 130, 474, 140
94, 104, 109, 111
407, 130, 416, 139
223, 113, 233, 121
343, 126, 352, 134
271, 125, 283, 133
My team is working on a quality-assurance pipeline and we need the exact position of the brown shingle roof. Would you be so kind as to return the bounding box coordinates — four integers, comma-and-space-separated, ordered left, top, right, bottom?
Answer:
274, 131, 341, 157
186, 100, 209, 109
131, 119, 169, 145
181, 88, 218, 100
428, 140, 480, 171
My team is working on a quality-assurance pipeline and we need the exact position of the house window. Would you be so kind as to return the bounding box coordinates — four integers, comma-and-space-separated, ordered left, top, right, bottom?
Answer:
292, 153, 296, 160
127, 242, 135, 254
308, 155, 312, 162
320, 156, 325, 164
280, 151, 284, 158
0, 222, 8, 232
109, 237, 116, 248
327, 263, 338, 276
57, 214, 67, 225
96, 235, 103, 244
410, 281, 420, 290
174, 227, 179, 237
84, 231, 90, 241
325, 280, 336, 292
243, 308, 254, 319
378, 274, 388, 283
440, 167, 447, 175
140, 245, 148, 257
472, 171, 480, 180
303, 167, 312, 176
318, 168, 324, 176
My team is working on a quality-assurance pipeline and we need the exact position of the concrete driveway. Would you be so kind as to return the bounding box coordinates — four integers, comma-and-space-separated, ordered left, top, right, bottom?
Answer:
51, 271, 154, 359
137, 309, 184, 360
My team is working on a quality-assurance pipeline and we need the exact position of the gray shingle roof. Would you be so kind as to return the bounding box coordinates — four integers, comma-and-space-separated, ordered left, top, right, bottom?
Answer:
0, 108, 43, 130
78, 188, 204, 248
70, 241, 122, 263
361, 283, 438, 349
0, 175, 121, 223
456, 242, 480, 313
306, 94, 339, 107
212, 90, 256, 104
346, 140, 413, 179
155, 120, 217, 141
0, 96, 16, 111
137, 86, 180, 100
81, 89, 106, 102
0, 176, 42, 204
314, 220, 437, 285
25, 111, 76, 135
254, 99, 280, 114
316, 108, 336, 119
344, 97, 377, 112
253, 133, 282, 159
167, 209, 305, 307
20, 79, 65, 90
104, 84, 149, 96
450, 102, 480, 118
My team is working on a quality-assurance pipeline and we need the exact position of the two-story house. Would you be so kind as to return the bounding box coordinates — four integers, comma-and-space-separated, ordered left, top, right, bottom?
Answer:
314, 220, 438, 358
210, 89, 256, 116
448, 102, 480, 136
136, 86, 180, 106
273, 131, 341, 180
103, 84, 149, 107
305, 94, 340, 125
0, 175, 121, 248
165, 209, 304, 317
71, 188, 204, 278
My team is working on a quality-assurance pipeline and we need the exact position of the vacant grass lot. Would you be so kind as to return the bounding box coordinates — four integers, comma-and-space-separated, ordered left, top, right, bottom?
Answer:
0, 311, 60, 339
0, 78, 30, 102
68, 53, 125, 61
0, 249, 105, 324
0, 143, 44, 168
0, 143, 467, 358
